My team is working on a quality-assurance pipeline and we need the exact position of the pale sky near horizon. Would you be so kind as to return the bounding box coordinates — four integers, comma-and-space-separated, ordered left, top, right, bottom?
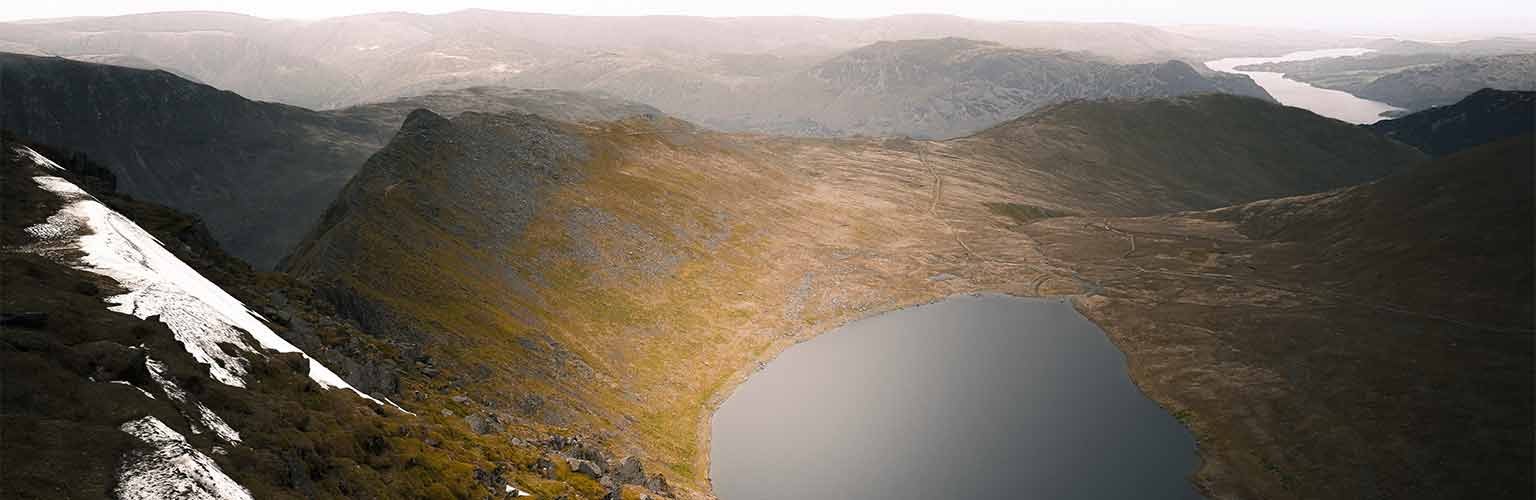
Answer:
3, 1, 1533, 36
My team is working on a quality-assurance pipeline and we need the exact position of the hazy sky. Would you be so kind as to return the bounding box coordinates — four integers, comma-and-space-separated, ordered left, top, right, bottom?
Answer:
4, 1, 1534, 35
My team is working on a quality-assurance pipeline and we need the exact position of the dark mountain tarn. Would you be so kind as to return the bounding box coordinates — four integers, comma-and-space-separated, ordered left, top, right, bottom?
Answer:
712, 294, 1201, 500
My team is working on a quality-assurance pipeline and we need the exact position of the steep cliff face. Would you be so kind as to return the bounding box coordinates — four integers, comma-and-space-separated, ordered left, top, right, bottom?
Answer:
0, 53, 380, 269
282, 94, 1426, 497
284, 109, 593, 339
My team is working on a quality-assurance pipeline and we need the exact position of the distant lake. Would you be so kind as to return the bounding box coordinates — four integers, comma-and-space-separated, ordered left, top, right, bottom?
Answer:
1206, 48, 1403, 124
710, 294, 1200, 500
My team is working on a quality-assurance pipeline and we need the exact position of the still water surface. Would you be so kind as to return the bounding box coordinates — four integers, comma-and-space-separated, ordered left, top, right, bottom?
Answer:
1206, 48, 1403, 124
710, 294, 1200, 500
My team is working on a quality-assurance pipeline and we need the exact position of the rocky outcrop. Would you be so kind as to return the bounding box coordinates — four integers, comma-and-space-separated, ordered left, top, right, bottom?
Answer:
536, 435, 674, 498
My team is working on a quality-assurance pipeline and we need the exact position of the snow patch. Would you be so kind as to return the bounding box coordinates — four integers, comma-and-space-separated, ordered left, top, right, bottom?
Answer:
489, 63, 523, 73
146, 357, 241, 445
109, 380, 158, 400
115, 416, 253, 500
427, 51, 471, 61
17, 146, 64, 170
16, 147, 405, 412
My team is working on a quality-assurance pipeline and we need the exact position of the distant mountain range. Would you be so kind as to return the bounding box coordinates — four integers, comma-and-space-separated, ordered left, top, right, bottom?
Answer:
0, 53, 658, 268
1353, 54, 1536, 110
0, 49, 1281, 266
1237, 50, 1536, 112
501, 38, 1273, 138
0, 10, 1305, 113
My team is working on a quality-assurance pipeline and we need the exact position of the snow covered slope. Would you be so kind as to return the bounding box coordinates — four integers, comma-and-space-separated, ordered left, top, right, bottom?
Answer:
115, 416, 254, 500
15, 145, 402, 411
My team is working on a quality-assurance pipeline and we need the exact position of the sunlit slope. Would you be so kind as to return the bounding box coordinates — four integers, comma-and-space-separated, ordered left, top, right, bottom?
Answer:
283, 94, 1424, 496
0, 53, 662, 269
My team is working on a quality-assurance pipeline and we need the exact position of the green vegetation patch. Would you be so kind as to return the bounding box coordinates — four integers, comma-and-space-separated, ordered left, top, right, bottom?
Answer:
983, 202, 1067, 225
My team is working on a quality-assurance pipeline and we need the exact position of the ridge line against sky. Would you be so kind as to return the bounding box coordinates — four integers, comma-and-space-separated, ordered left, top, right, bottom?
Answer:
3, 1, 1535, 37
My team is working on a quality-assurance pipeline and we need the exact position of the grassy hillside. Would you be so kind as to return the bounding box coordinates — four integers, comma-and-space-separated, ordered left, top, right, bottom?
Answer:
1369, 89, 1536, 156
284, 94, 1432, 498
1018, 135, 1532, 499
1217, 134, 1534, 324
1, 138, 632, 500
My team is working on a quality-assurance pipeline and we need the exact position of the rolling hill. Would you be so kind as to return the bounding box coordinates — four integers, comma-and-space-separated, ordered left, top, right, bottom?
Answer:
1354, 53, 1536, 110
658, 38, 1273, 138
1368, 88, 1536, 156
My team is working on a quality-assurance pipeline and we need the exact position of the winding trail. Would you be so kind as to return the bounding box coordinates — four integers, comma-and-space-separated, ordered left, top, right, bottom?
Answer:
915, 144, 1102, 297
917, 146, 981, 261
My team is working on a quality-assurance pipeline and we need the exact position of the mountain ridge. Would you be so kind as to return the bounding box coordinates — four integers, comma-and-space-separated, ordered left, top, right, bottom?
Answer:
0, 53, 662, 269
281, 92, 1426, 498
1368, 88, 1536, 156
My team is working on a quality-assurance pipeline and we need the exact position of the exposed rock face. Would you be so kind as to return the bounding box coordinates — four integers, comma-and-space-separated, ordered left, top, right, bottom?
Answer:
613, 456, 647, 485
68, 340, 149, 382
465, 413, 502, 435
1369, 88, 1536, 156
282, 109, 590, 308
567, 458, 604, 478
